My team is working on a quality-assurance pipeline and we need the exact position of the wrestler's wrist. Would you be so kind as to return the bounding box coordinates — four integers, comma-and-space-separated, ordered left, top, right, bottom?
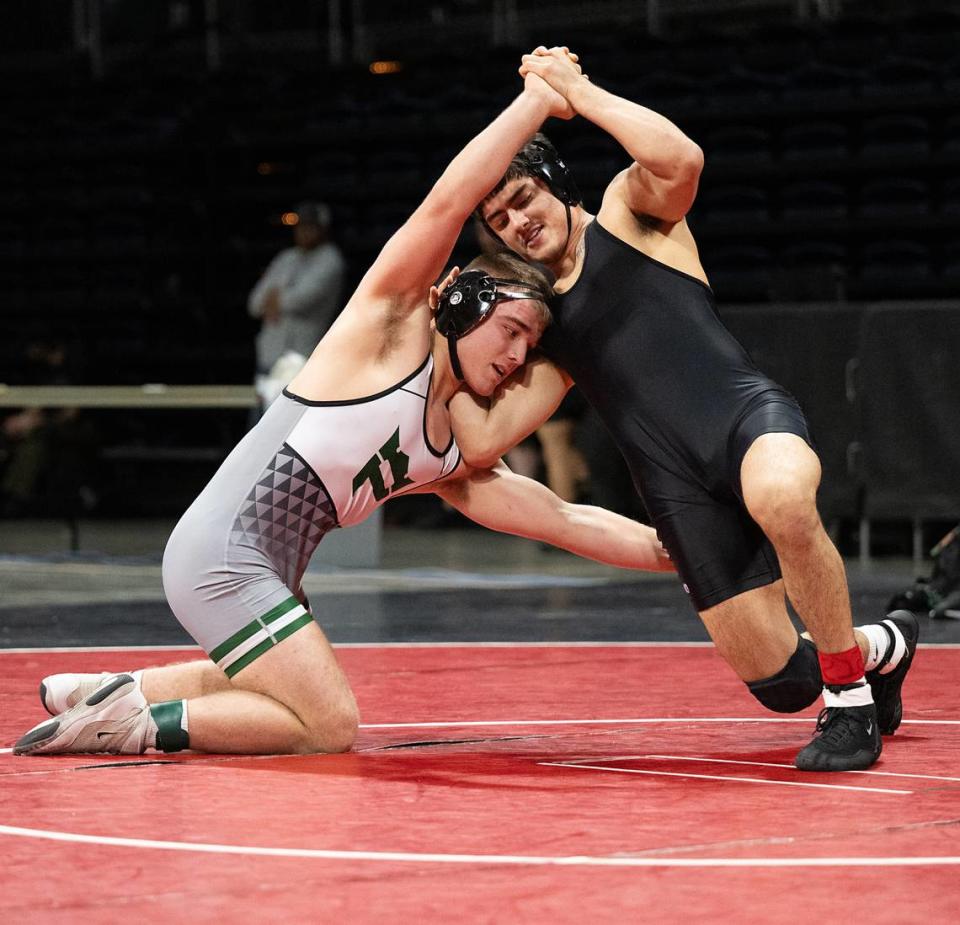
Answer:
564, 76, 603, 114
519, 81, 557, 118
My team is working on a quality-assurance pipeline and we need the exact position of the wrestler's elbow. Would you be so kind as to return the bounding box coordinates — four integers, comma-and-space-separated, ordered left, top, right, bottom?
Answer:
678, 145, 705, 207
661, 154, 704, 222
683, 141, 705, 177
654, 144, 703, 219
458, 437, 502, 470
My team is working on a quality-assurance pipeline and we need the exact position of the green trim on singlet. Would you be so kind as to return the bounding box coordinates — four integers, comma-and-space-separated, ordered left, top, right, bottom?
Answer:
208, 596, 313, 678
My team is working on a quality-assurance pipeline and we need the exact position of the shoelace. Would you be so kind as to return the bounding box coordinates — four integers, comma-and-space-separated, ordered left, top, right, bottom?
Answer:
812, 707, 860, 748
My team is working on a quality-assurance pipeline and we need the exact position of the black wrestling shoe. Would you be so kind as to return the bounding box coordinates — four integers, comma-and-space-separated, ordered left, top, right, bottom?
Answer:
866, 610, 920, 735
794, 703, 881, 772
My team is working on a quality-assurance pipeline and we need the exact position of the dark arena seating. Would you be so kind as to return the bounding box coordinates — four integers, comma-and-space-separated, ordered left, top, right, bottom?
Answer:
1, 0, 958, 544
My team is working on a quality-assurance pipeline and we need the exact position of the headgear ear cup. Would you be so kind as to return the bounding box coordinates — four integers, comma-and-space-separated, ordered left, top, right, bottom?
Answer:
527, 141, 582, 207
436, 271, 493, 338
436, 270, 544, 379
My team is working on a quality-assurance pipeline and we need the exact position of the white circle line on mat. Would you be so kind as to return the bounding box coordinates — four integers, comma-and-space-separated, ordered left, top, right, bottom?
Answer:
0, 824, 958, 868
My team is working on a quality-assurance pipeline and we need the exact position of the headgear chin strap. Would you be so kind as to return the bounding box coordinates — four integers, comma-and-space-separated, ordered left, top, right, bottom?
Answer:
435, 269, 543, 380
526, 139, 582, 254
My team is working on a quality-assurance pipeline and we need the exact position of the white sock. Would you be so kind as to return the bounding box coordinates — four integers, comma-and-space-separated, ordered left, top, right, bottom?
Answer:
822, 679, 873, 708
145, 710, 160, 751
859, 620, 907, 673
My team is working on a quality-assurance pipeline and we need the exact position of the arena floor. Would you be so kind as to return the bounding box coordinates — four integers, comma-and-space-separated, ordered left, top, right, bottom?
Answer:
1, 525, 958, 923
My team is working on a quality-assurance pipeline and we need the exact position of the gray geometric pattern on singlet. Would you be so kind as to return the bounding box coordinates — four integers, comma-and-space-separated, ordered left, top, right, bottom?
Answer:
229, 442, 338, 587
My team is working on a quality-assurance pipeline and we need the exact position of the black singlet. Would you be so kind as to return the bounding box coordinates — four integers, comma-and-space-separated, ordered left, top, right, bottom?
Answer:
540, 220, 812, 610
541, 220, 786, 495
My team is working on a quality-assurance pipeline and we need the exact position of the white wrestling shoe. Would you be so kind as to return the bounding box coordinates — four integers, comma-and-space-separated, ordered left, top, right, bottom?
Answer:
15, 674, 154, 756
40, 672, 113, 715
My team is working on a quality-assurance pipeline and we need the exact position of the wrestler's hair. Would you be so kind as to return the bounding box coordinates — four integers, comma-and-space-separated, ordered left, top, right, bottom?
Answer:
462, 251, 553, 332
474, 132, 558, 219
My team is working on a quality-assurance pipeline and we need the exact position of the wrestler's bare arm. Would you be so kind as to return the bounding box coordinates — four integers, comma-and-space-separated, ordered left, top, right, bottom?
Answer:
434, 461, 673, 573
448, 355, 573, 469
292, 73, 575, 395
520, 47, 703, 224
350, 74, 572, 313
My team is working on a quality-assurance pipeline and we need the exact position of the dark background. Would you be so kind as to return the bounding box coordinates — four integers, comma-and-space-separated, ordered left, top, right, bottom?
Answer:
1, 0, 958, 552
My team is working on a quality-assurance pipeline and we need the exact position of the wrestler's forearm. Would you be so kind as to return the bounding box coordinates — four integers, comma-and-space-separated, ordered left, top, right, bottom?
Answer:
447, 391, 500, 469
437, 463, 673, 573
565, 79, 702, 181
448, 389, 546, 470
558, 503, 675, 572
428, 89, 552, 222
449, 358, 569, 468
354, 81, 558, 306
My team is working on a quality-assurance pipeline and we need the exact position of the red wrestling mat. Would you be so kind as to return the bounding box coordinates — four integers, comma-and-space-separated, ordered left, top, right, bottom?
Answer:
1, 644, 958, 923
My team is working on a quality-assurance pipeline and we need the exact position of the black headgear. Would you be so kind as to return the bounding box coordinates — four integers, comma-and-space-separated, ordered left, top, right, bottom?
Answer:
435, 269, 544, 380
524, 138, 581, 207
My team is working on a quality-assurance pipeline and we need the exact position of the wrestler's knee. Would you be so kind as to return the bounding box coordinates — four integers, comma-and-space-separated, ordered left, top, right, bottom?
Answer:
745, 637, 821, 713
744, 468, 821, 547
299, 696, 360, 754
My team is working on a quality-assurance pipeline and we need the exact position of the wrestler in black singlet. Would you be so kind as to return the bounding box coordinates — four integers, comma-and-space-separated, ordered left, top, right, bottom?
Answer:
540, 220, 813, 610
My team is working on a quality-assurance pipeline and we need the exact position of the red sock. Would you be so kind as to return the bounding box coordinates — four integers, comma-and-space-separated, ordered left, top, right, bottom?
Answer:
818, 644, 865, 686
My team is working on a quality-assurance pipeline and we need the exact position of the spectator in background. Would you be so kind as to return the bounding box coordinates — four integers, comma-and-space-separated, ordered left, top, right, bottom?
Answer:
247, 201, 346, 409
536, 387, 590, 503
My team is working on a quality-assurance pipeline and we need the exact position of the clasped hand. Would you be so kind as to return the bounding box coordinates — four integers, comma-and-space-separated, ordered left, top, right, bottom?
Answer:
520, 45, 588, 120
